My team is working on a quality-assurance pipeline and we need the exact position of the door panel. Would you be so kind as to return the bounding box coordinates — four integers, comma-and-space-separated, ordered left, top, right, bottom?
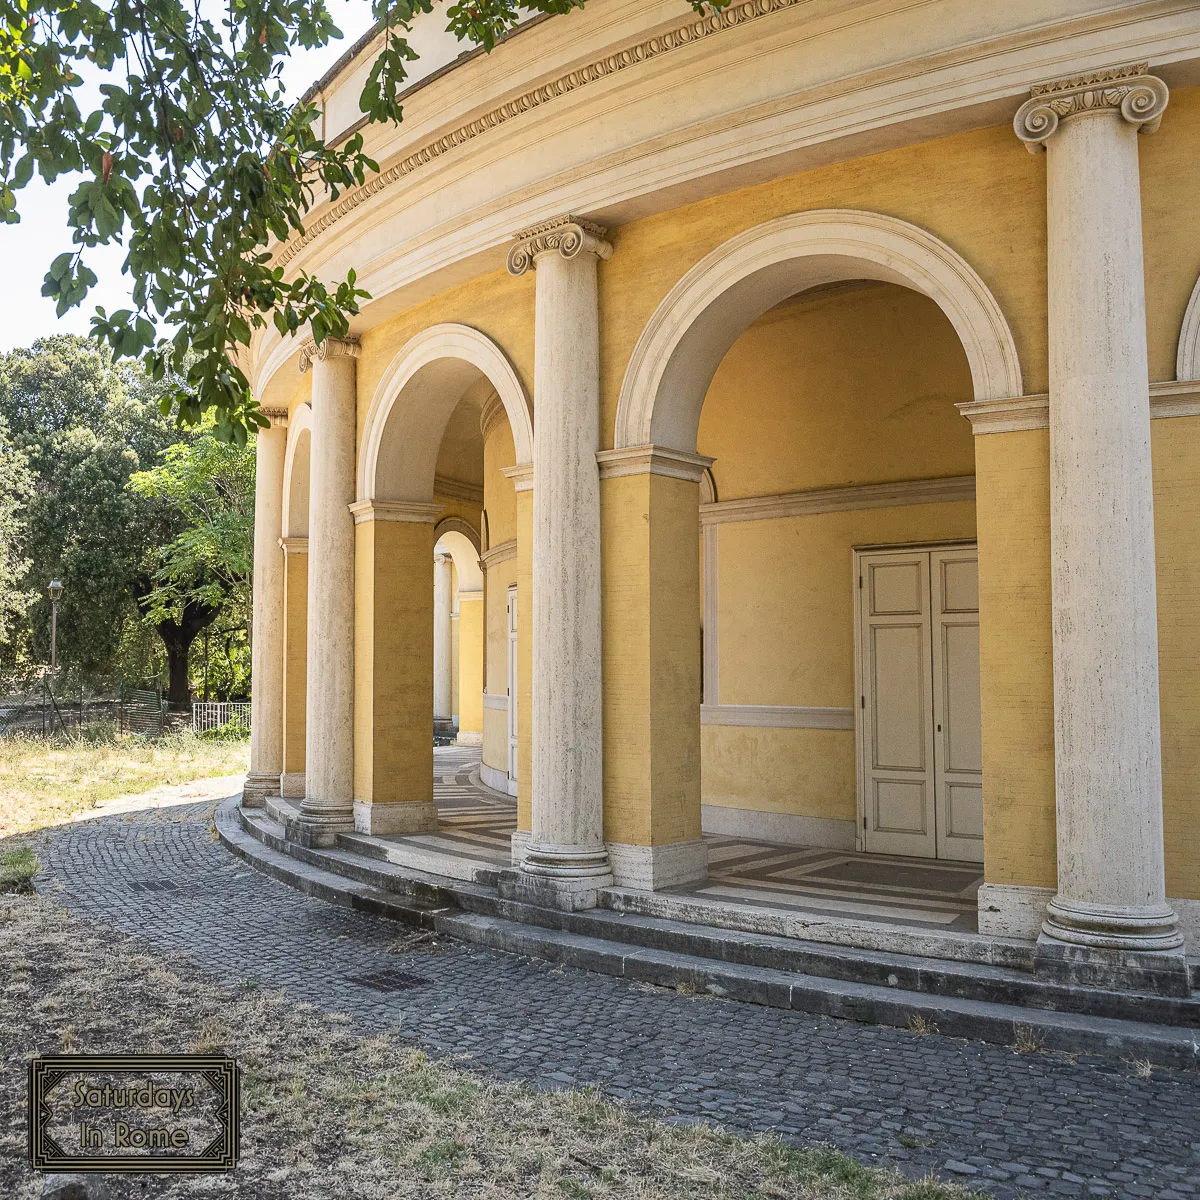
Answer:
931, 549, 983, 863
859, 551, 936, 857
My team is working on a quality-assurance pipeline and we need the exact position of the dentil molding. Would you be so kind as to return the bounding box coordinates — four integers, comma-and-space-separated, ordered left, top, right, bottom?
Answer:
298, 336, 362, 373
507, 215, 613, 276
1014, 62, 1168, 152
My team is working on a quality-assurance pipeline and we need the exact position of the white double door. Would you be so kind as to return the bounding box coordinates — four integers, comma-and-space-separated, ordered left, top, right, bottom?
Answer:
856, 545, 983, 863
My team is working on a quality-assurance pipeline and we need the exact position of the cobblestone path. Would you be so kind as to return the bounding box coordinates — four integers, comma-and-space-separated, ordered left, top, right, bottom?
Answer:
30, 766, 1200, 1200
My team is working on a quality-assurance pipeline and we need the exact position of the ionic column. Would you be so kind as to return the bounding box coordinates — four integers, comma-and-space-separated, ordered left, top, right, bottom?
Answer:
505, 216, 614, 909
244, 410, 288, 806
433, 551, 454, 738
1016, 65, 1184, 989
294, 337, 359, 845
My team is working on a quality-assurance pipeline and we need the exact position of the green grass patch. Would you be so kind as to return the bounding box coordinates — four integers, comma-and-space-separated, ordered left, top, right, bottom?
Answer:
0, 848, 37, 893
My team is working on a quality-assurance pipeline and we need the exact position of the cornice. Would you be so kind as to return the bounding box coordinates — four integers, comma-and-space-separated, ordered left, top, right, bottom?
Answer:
596, 445, 715, 482
501, 464, 534, 493
259, 407, 289, 426
433, 475, 485, 505
298, 336, 362, 373
701, 703, 855, 731
957, 380, 1200, 433
349, 499, 442, 524
480, 539, 517, 569
507, 215, 612, 276
700, 475, 976, 526
274, 0, 811, 271
1014, 62, 1169, 151
279, 536, 309, 554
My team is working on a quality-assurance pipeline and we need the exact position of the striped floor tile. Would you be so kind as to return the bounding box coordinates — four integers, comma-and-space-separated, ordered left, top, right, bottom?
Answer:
419, 749, 982, 931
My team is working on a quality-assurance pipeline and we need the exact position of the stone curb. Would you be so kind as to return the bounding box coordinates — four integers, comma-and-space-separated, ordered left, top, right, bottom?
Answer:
216, 798, 1200, 1070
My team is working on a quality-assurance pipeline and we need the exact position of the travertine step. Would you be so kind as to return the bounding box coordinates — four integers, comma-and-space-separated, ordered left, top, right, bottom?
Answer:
218, 798, 1200, 1067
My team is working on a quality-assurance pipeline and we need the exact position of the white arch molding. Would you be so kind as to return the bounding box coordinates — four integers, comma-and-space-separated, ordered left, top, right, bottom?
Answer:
615, 210, 1024, 452
1177, 273, 1200, 381
281, 402, 313, 538
358, 323, 533, 502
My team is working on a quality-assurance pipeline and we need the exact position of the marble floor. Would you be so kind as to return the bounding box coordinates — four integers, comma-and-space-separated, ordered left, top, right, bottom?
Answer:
390, 748, 983, 933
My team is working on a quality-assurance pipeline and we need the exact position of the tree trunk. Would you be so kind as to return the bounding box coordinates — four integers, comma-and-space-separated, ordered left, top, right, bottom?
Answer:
153, 599, 221, 710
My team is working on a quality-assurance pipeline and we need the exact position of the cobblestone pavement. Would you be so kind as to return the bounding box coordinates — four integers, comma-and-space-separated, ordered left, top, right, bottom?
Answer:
29, 784, 1200, 1200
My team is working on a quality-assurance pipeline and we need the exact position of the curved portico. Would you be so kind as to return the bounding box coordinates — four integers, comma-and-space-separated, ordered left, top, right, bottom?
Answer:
240, 1, 1200, 990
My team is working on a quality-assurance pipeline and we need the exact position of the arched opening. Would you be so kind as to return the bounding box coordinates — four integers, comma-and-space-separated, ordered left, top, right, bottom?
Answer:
353, 324, 531, 838
611, 211, 1022, 907
279, 404, 312, 798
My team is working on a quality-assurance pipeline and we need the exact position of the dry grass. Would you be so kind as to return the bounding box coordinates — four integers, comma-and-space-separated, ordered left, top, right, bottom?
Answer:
0, 727, 248, 839
0, 894, 980, 1200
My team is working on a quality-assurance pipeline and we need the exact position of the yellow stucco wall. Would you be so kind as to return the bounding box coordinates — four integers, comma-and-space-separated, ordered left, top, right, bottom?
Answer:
1140, 86, 1200, 383
601, 471, 703, 848
698, 284, 976, 498
281, 550, 308, 777
974, 429, 1056, 890
1153, 416, 1200, 901
354, 517, 435, 807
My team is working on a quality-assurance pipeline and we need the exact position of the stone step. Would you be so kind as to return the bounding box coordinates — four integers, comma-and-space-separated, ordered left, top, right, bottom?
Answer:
218, 798, 1200, 1068
237, 802, 1200, 1027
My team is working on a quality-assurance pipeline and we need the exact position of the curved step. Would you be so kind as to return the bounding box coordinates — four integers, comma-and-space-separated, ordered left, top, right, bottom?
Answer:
216, 798, 1200, 1069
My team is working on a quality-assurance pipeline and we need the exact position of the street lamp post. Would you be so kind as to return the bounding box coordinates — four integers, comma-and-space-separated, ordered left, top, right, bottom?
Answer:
48, 579, 63, 671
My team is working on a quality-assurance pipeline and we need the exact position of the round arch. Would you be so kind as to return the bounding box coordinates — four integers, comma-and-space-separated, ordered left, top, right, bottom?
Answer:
434, 515, 481, 555
435, 526, 484, 593
614, 210, 1024, 452
281, 402, 313, 538
358, 323, 533, 502
1176, 273, 1200, 381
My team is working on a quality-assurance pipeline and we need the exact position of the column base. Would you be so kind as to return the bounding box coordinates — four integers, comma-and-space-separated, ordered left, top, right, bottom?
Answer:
498, 841, 614, 911
241, 772, 280, 809
455, 730, 483, 747
280, 771, 306, 799
353, 800, 439, 836
606, 840, 708, 890
286, 805, 354, 848
1034, 935, 1191, 998
433, 718, 456, 740
1037, 895, 1188, 996
510, 829, 531, 864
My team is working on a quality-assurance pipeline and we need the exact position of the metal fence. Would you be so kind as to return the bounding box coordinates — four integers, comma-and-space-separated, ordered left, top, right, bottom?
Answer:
0, 673, 122, 737
192, 701, 251, 733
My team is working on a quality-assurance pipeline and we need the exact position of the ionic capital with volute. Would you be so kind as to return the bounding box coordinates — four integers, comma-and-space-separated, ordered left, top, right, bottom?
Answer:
298, 335, 362, 373
1014, 63, 1168, 152
506, 215, 613, 276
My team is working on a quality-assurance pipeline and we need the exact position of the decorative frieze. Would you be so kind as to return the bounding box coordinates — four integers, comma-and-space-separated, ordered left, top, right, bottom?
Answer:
274, 0, 807, 270
259, 406, 290, 425
506, 216, 612, 276
1014, 63, 1168, 152
298, 335, 361, 373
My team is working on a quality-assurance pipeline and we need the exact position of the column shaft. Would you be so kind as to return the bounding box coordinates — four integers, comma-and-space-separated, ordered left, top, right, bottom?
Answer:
244, 416, 287, 805
297, 340, 359, 844
433, 552, 454, 737
504, 216, 613, 908
1016, 67, 1182, 983
280, 538, 308, 798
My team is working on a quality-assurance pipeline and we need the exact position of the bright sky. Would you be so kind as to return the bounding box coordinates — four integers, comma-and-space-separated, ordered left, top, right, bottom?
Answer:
0, 0, 376, 354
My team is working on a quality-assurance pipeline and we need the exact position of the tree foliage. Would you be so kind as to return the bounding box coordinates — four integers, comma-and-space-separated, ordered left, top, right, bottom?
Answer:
0, 418, 34, 645
0, 336, 251, 703
0, 0, 726, 440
